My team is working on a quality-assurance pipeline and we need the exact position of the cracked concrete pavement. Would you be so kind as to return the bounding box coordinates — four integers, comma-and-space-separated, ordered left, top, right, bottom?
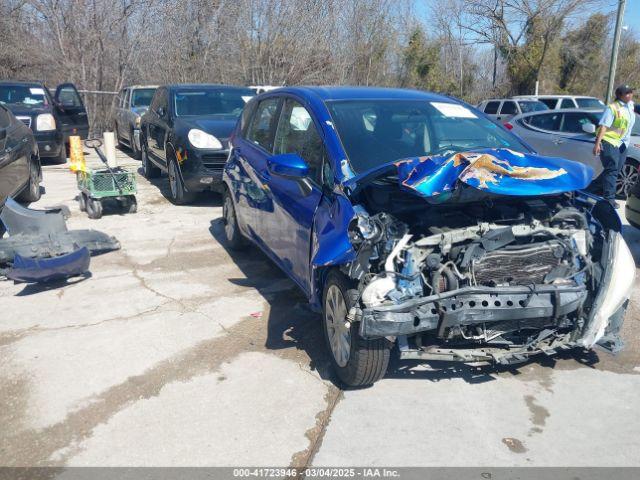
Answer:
1, 147, 639, 467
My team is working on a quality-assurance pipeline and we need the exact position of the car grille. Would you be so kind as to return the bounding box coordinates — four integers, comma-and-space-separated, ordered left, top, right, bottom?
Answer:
16, 116, 32, 129
472, 241, 563, 286
201, 152, 228, 174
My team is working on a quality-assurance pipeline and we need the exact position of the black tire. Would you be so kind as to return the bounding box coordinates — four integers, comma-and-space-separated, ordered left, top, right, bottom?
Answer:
86, 197, 103, 219
130, 129, 142, 160
222, 188, 247, 250
78, 192, 87, 212
322, 270, 391, 387
141, 142, 160, 179
16, 156, 42, 203
54, 146, 67, 164
617, 159, 639, 200
127, 196, 138, 213
167, 156, 195, 205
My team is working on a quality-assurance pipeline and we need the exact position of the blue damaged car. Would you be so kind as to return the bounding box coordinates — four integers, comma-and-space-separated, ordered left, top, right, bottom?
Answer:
222, 87, 634, 387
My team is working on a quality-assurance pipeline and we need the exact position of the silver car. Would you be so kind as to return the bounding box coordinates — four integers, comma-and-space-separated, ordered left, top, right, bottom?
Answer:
477, 98, 548, 123
113, 85, 158, 159
507, 108, 640, 198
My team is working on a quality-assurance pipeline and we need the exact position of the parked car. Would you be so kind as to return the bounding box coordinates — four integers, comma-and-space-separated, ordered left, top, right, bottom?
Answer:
513, 95, 605, 110
0, 81, 88, 163
477, 98, 548, 122
0, 103, 42, 219
625, 180, 640, 229
507, 108, 640, 198
140, 84, 254, 204
114, 85, 158, 159
223, 87, 633, 386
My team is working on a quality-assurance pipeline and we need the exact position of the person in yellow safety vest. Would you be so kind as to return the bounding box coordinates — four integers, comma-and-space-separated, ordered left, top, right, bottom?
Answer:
593, 84, 635, 208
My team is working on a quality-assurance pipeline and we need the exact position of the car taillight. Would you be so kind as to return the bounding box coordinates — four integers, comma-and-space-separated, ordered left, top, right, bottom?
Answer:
503, 122, 513, 130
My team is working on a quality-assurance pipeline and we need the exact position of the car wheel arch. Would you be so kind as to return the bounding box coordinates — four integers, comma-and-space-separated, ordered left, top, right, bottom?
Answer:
165, 142, 186, 183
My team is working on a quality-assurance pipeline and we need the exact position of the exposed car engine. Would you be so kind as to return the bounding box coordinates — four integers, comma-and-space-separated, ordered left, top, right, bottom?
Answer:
343, 186, 632, 365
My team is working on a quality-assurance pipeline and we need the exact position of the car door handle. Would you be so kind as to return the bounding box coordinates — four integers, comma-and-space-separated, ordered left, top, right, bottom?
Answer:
553, 138, 565, 144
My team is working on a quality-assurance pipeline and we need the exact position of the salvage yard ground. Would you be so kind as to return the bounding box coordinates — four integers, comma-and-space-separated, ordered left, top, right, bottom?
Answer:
1, 148, 640, 467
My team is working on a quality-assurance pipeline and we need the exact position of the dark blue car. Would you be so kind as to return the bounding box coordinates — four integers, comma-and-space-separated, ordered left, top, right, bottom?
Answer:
223, 87, 633, 387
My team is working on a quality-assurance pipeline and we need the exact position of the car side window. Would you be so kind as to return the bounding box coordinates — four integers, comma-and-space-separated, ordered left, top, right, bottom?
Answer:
539, 99, 557, 109
246, 97, 279, 152
274, 99, 324, 183
559, 112, 597, 133
0, 106, 11, 128
500, 101, 517, 114
484, 101, 500, 114
560, 98, 575, 109
57, 86, 83, 108
525, 113, 562, 131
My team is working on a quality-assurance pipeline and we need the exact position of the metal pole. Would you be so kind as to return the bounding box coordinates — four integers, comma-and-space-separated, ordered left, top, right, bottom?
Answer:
606, 0, 626, 103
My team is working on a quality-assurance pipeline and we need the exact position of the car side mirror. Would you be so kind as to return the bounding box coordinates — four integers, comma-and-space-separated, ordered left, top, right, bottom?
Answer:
268, 153, 309, 179
582, 123, 596, 134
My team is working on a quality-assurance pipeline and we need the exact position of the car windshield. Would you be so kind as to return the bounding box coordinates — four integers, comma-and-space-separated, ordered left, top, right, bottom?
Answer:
326, 99, 529, 173
131, 88, 156, 108
518, 101, 548, 113
0, 85, 48, 108
174, 88, 254, 117
576, 98, 605, 109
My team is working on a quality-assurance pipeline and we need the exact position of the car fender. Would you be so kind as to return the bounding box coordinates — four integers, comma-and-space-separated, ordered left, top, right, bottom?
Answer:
309, 193, 357, 309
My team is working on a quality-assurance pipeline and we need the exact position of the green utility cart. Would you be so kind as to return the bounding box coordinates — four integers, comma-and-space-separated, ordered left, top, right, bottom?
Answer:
77, 139, 138, 219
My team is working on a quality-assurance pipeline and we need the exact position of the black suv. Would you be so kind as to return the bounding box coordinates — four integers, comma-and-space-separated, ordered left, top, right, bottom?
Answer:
140, 84, 254, 204
0, 81, 89, 163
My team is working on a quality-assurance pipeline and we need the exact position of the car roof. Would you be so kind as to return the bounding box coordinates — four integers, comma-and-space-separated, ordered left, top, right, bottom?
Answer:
513, 95, 600, 100
268, 86, 456, 103
164, 84, 254, 91
512, 107, 604, 119
125, 85, 159, 90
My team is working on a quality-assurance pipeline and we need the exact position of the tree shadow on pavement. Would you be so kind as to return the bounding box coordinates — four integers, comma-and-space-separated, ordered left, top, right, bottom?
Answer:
209, 218, 338, 385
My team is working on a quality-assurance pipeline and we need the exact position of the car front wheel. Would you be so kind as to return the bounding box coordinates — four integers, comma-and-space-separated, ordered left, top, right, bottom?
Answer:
322, 270, 391, 388
167, 157, 195, 205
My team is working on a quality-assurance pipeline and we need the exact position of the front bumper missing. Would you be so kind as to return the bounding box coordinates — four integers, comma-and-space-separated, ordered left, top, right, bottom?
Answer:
360, 285, 588, 338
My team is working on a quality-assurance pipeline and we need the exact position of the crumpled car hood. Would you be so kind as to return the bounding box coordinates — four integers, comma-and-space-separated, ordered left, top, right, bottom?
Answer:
343, 148, 594, 201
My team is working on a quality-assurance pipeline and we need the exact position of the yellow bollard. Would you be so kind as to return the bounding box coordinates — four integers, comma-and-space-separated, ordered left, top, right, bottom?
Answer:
68, 136, 85, 173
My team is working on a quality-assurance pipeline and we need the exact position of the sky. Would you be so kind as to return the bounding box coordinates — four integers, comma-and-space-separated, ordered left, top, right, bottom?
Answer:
415, 0, 640, 39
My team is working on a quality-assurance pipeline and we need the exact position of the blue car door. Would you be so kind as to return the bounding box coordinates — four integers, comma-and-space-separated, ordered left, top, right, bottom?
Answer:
260, 97, 325, 294
233, 96, 281, 245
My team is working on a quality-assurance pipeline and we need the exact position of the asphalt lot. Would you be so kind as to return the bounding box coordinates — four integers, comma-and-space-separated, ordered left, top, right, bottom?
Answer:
1, 147, 639, 467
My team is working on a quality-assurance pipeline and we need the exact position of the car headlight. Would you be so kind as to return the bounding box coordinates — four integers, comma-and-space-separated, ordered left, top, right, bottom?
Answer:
135, 116, 141, 128
36, 113, 56, 131
188, 129, 223, 149
581, 232, 635, 347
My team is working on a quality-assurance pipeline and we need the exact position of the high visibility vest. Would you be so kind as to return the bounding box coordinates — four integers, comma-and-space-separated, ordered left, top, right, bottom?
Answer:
602, 101, 630, 147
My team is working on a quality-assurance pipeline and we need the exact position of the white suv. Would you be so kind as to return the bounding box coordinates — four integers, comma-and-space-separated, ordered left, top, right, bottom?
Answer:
513, 95, 605, 110
477, 98, 548, 122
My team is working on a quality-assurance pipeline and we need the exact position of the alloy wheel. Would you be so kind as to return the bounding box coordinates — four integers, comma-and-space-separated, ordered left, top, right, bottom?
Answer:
617, 162, 639, 198
325, 285, 351, 368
